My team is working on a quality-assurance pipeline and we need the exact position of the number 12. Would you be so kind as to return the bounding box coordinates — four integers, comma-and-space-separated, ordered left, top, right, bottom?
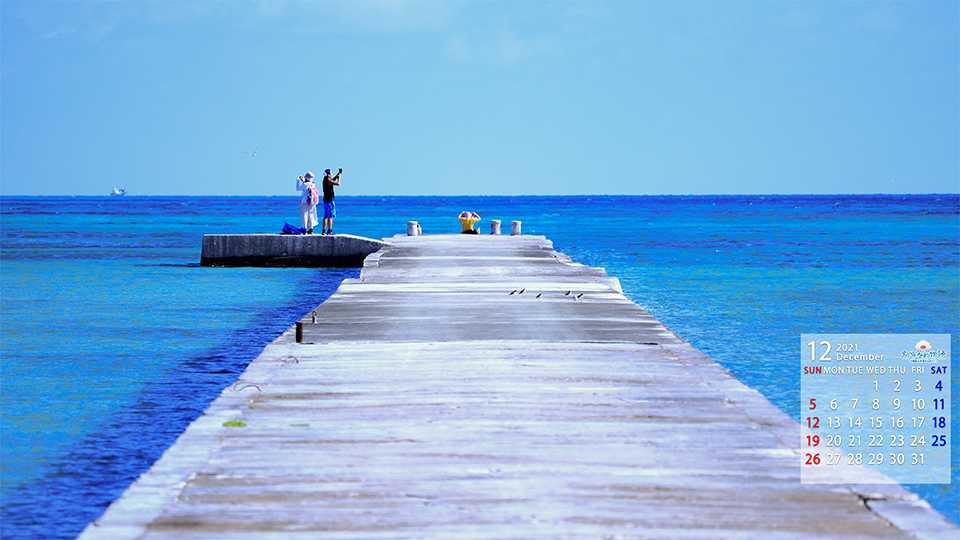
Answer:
808, 341, 831, 362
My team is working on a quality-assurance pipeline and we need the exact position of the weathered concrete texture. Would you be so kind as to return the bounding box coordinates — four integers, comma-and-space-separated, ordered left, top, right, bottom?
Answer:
200, 234, 386, 267
81, 234, 956, 540
298, 235, 659, 344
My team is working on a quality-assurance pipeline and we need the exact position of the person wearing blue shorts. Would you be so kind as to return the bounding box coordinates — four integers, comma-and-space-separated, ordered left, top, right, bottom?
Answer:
322, 168, 342, 235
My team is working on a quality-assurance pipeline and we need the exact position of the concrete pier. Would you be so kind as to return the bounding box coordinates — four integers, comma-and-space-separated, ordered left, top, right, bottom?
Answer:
82, 234, 956, 539
200, 234, 386, 267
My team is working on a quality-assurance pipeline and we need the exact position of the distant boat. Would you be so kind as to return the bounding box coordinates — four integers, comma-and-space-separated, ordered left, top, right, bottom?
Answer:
110, 188, 127, 196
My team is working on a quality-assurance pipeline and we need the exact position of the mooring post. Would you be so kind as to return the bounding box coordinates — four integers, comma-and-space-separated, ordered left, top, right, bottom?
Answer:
511, 221, 522, 235
407, 221, 420, 236
295, 322, 303, 343
490, 220, 501, 235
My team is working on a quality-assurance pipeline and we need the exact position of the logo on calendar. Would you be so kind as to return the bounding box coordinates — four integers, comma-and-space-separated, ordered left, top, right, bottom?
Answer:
900, 340, 947, 362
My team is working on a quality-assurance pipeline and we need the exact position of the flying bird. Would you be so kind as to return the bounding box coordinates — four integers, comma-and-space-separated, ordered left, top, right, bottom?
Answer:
243, 148, 258, 157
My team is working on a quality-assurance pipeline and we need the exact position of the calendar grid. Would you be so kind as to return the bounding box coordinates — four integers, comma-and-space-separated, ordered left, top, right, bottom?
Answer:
800, 334, 951, 484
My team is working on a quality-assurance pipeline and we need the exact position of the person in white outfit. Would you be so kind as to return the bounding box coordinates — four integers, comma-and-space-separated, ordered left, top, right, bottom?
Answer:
296, 171, 320, 234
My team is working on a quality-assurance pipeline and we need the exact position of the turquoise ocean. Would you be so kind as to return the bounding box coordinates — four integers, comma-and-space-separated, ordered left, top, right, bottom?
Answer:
1, 194, 958, 538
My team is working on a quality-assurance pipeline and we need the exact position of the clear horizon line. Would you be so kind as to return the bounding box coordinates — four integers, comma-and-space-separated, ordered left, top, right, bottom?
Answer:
2, 192, 959, 198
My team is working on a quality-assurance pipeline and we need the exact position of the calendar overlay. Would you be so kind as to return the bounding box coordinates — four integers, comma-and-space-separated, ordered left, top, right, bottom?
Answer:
800, 334, 950, 484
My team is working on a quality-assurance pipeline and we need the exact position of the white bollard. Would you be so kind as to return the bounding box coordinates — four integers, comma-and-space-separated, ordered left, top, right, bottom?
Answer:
490, 220, 501, 235
511, 221, 522, 236
407, 221, 420, 236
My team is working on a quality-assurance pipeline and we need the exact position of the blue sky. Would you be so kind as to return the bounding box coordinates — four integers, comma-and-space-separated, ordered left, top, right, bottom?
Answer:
2, 1, 957, 196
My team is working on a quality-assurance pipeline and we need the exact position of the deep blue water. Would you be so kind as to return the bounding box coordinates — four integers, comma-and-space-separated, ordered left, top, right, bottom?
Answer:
1, 194, 958, 538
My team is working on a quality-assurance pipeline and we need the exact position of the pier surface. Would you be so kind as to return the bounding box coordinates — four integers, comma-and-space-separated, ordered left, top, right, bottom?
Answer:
82, 235, 955, 539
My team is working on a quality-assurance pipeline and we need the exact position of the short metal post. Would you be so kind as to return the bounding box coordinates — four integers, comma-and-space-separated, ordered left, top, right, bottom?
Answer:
490, 220, 501, 235
295, 322, 303, 343
511, 221, 522, 236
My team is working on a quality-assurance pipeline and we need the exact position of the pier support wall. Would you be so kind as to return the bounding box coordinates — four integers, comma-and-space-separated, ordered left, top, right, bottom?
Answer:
200, 234, 386, 267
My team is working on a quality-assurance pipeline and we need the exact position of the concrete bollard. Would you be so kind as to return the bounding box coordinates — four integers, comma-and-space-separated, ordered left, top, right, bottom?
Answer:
490, 220, 501, 235
511, 221, 522, 236
407, 221, 420, 236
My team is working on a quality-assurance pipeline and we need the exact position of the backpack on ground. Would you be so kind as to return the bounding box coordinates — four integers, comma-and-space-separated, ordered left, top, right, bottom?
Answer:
281, 222, 306, 235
